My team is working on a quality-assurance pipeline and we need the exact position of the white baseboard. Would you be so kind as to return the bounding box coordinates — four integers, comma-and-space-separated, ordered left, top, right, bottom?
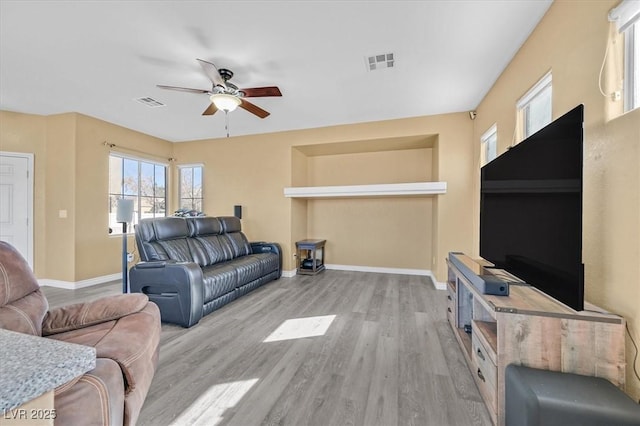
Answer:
426, 271, 447, 291
324, 264, 445, 290
281, 269, 297, 278
38, 268, 446, 291
39, 273, 121, 290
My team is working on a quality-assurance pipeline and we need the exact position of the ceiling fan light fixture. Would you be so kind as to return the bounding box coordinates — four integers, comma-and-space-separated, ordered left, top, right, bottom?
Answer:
210, 93, 241, 112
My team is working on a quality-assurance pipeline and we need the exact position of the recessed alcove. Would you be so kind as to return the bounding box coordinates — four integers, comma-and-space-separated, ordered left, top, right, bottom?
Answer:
288, 135, 444, 275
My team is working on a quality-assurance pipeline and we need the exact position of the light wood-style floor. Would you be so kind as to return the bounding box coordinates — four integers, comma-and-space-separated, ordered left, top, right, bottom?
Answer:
43, 271, 491, 426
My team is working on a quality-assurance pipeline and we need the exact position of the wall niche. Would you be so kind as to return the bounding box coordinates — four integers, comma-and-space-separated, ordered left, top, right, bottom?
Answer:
288, 135, 445, 272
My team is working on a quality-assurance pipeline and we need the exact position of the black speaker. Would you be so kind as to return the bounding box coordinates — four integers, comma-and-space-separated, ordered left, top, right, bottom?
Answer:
234, 205, 242, 219
479, 275, 510, 296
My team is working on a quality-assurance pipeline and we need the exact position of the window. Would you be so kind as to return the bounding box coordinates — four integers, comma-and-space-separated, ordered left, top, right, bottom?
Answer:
624, 21, 639, 111
179, 165, 204, 213
517, 72, 552, 140
109, 154, 167, 234
480, 125, 498, 166
609, 0, 640, 111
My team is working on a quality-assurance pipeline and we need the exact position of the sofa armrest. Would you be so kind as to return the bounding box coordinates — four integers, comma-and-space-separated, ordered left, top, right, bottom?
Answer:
133, 260, 175, 269
42, 294, 149, 336
129, 261, 204, 327
251, 242, 282, 278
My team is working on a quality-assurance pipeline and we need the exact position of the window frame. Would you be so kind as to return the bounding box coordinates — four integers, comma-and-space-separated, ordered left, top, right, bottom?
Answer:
178, 164, 204, 214
517, 71, 552, 140
624, 21, 639, 112
480, 124, 498, 167
108, 153, 168, 235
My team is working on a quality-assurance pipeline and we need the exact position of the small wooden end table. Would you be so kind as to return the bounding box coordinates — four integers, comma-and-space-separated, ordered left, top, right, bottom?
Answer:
296, 239, 326, 275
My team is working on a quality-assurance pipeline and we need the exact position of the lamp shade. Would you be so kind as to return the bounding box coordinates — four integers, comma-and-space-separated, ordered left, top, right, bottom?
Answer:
210, 94, 241, 112
116, 199, 134, 223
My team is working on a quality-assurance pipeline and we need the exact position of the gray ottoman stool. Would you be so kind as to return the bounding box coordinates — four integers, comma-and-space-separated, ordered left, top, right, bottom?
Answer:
505, 364, 640, 426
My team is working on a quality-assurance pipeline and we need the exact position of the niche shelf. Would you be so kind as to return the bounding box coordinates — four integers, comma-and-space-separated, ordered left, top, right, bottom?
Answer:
283, 182, 447, 199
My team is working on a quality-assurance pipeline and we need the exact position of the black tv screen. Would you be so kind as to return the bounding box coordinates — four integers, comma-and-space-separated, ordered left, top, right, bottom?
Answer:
480, 104, 584, 311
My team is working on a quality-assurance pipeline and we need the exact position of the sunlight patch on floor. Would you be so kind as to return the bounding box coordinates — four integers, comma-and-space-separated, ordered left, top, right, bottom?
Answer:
263, 314, 337, 342
169, 378, 259, 426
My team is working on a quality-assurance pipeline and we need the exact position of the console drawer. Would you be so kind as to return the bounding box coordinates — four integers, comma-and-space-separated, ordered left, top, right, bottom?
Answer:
472, 333, 497, 414
446, 287, 456, 326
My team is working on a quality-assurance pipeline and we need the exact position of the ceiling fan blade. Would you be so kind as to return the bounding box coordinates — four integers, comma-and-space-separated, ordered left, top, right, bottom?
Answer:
157, 85, 210, 94
202, 103, 218, 116
197, 58, 227, 88
239, 98, 270, 118
240, 86, 282, 98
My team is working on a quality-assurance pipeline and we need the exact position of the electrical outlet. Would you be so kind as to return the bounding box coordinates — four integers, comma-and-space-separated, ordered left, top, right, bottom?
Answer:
127, 252, 134, 262
612, 91, 621, 102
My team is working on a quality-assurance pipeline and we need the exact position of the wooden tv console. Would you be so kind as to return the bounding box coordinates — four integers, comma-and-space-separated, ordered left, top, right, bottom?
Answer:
446, 253, 626, 426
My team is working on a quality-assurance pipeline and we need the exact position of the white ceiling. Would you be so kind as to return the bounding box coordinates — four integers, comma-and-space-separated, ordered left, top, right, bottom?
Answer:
0, 1, 552, 142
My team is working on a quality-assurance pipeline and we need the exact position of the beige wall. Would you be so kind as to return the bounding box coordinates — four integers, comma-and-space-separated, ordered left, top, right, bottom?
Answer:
305, 148, 433, 268
0, 111, 47, 275
473, 0, 640, 400
45, 114, 77, 281
73, 114, 174, 281
0, 97, 473, 285
172, 136, 295, 267
308, 197, 434, 268
306, 148, 432, 185
0, 111, 173, 281
175, 114, 474, 275
290, 147, 309, 256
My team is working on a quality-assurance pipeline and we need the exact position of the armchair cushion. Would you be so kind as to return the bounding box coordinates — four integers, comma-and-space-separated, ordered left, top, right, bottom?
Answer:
0, 241, 161, 426
42, 293, 150, 336
0, 290, 48, 336
0, 241, 48, 336
47, 302, 161, 425
0, 241, 40, 304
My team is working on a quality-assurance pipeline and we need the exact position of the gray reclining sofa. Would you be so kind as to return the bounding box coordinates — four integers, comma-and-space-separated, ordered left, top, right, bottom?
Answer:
130, 216, 282, 327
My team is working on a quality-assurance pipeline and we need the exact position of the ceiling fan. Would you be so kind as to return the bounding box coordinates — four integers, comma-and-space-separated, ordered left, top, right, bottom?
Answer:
157, 58, 282, 118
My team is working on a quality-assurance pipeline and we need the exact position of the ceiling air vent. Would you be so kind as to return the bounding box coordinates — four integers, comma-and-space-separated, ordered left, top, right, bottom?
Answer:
366, 53, 394, 71
135, 97, 166, 108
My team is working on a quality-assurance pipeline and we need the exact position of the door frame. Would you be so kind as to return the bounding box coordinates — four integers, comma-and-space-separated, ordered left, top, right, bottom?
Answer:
0, 151, 34, 267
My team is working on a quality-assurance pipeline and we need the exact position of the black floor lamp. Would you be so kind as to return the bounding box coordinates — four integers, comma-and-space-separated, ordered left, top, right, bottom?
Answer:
116, 199, 134, 293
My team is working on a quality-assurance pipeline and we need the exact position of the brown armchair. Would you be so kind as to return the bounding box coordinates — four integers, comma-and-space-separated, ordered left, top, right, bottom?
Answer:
0, 241, 161, 425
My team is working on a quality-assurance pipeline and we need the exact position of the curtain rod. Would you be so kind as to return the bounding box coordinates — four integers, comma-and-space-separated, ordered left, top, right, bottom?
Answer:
103, 141, 176, 162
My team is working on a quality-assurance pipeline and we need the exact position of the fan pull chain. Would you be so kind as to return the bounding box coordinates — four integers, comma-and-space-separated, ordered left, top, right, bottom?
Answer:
224, 111, 230, 138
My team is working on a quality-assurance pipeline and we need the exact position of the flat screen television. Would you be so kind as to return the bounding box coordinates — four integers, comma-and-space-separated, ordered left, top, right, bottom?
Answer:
480, 104, 584, 311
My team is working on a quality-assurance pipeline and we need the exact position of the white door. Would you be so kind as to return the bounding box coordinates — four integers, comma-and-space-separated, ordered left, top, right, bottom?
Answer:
0, 153, 33, 267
